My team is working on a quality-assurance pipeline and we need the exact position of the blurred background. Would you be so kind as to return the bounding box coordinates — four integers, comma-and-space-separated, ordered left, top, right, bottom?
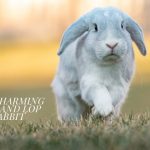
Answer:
0, 0, 150, 121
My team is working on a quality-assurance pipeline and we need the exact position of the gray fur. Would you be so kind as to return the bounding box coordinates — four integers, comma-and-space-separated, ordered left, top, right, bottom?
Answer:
52, 7, 147, 122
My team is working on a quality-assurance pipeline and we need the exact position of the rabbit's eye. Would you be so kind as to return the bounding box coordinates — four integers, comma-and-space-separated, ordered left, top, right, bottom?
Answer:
94, 23, 98, 32
121, 21, 124, 29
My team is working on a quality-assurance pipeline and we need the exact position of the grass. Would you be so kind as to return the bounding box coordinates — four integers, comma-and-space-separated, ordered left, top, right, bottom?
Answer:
0, 113, 150, 150
0, 83, 150, 122
0, 84, 150, 150
0, 40, 150, 149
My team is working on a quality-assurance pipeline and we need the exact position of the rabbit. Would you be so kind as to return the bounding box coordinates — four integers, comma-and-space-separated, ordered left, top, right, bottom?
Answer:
51, 7, 147, 122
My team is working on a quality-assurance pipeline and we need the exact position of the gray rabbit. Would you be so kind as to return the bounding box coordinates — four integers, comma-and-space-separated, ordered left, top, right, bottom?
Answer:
52, 7, 147, 122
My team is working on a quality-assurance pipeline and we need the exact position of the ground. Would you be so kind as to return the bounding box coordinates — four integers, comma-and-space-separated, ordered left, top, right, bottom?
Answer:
0, 41, 150, 150
0, 113, 150, 150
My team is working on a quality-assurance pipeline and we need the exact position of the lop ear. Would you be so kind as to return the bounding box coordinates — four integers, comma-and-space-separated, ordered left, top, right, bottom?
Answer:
57, 16, 89, 55
126, 17, 147, 56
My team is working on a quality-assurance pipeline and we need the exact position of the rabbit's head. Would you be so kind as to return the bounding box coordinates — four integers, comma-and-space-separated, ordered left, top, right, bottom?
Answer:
58, 7, 146, 63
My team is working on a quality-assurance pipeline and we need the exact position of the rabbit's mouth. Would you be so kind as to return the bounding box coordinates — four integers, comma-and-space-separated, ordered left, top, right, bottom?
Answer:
103, 54, 120, 62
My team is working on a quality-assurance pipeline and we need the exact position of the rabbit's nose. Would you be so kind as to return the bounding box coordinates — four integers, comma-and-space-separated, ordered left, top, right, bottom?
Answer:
106, 43, 118, 50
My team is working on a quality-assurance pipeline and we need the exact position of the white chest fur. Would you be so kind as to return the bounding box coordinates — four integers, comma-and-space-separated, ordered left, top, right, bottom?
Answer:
83, 62, 129, 107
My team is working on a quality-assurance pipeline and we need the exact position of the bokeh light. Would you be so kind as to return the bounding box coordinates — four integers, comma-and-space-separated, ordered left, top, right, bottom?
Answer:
0, 0, 149, 117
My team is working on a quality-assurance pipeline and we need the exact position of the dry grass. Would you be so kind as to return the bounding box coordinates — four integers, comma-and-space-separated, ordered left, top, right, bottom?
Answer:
0, 40, 150, 150
0, 113, 150, 150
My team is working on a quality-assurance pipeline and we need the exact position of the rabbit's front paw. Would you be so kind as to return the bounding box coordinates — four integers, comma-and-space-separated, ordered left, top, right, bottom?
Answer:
92, 102, 114, 117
